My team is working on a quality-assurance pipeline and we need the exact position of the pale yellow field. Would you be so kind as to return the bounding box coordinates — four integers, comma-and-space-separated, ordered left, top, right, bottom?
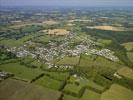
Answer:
47, 29, 70, 35
117, 67, 133, 80
43, 20, 59, 25
101, 84, 133, 100
88, 25, 125, 31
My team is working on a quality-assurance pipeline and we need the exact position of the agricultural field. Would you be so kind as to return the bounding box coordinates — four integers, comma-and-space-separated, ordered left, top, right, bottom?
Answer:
81, 89, 101, 100
63, 89, 101, 100
121, 42, 133, 51
0, 79, 61, 100
56, 56, 80, 65
47, 29, 70, 36
63, 75, 104, 97
43, 71, 70, 81
127, 52, 133, 62
117, 67, 133, 80
34, 75, 64, 90
87, 26, 125, 31
0, 63, 43, 82
0, 34, 35, 47
101, 84, 133, 100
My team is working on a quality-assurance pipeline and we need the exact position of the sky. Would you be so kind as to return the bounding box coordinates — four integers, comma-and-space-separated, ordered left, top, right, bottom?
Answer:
0, 0, 133, 7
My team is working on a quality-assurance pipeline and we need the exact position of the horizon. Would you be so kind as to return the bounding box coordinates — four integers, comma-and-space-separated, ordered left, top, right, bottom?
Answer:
0, 0, 133, 7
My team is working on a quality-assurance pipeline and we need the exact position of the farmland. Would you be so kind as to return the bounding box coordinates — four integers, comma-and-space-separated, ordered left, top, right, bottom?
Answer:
101, 84, 133, 100
0, 63, 43, 82
122, 42, 133, 51
88, 26, 125, 31
0, 79, 61, 100
34, 75, 64, 90
117, 67, 133, 80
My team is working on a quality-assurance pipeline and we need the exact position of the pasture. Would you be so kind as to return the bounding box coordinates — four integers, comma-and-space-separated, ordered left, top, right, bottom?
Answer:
0, 79, 61, 100
57, 56, 80, 66
34, 75, 64, 90
0, 63, 43, 82
101, 84, 133, 100
117, 67, 133, 80
121, 42, 133, 51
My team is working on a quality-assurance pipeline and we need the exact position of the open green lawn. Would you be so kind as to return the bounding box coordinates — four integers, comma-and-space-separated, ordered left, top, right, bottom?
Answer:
0, 63, 43, 82
34, 75, 64, 90
57, 56, 80, 65
0, 79, 61, 100
101, 84, 133, 100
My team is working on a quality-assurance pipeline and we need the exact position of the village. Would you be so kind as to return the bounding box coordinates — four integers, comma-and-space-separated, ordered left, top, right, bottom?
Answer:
7, 28, 119, 69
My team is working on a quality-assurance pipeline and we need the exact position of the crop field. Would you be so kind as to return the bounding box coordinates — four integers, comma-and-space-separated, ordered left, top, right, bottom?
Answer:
63, 95, 79, 100
127, 52, 133, 62
57, 56, 80, 65
79, 55, 122, 79
42, 20, 59, 25
33, 35, 52, 44
63, 75, 104, 96
101, 84, 133, 100
117, 67, 133, 80
89, 26, 125, 31
81, 89, 101, 100
0, 79, 61, 100
43, 71, 70, 81
121, 42, 133, 51
0, 34, 34, 47
98, 39, 112, 47
63, 89, 101, 100
0, 63, 43, 82
34, 75, 64, 90
47, 29, 70, 36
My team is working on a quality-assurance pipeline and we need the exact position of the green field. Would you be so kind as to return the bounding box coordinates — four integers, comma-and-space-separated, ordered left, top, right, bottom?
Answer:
34, 75, 64, 90
56, 56, 80, 65
0, 34, 34, 47
63, 75, 104, 96
63, 95, 79, 100
0, 79, 61, 100
122, 42, 133, 51
43, 71, 70, 81
81, 89, 101, 100
101, 84, 133, 100
0, 63, 43, 81
117, 67, 133, 80
98, 39, 112, 47
63, 89, 101, 100
127, 52, 133, 62
33, 35, 52, 44
78, 54, 122, 81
